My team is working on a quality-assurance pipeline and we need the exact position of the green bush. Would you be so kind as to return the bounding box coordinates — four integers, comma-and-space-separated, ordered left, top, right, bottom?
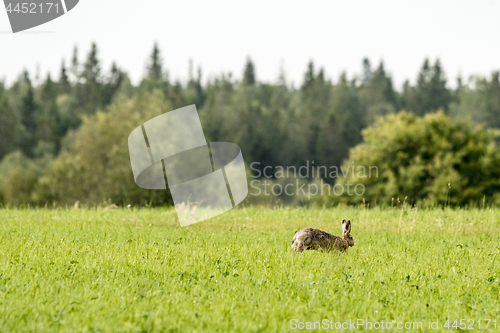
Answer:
335, 111, 500, 206
0, 151, 40, 206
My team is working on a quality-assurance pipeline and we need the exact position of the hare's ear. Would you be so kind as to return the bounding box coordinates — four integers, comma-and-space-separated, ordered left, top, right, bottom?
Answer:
342, 220, 351, 234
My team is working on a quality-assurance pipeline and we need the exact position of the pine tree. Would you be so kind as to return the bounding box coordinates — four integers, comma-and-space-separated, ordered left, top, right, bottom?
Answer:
185, 61, 205, 107
300, 61, 332, 165
78, 42, 103, 114
59, 60, 71, 94
412, 58, 451, 116
19, 72, 38, 157
362, 58, 372, 86
373, 62, 397, 105
333, 73, 364, 160
483, 72, 500, 128
359, 61, 398, 125
0, 83, 19, 159
70, 45, 79, 82
196, 67, 205, 106
242, 57, 256, 86
102, 62, 126, 105
429, 59, 451, 113
82, 43, 101, 84
147, 42, 163, 81
302, 61, 315, 93
37, 74, 61, 154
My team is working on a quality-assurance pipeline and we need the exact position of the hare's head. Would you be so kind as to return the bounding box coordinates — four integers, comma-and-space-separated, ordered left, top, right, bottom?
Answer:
342, 220, 354, 247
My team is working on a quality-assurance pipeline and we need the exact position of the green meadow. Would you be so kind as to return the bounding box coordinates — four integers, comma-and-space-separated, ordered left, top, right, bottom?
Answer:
0, 207, 498, 332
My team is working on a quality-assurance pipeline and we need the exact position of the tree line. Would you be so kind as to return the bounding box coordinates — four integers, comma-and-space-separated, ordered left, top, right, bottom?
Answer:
0, 42, 499, 206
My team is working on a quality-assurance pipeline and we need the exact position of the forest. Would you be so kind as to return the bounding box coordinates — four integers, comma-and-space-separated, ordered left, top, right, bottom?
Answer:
1, 42, 500, 207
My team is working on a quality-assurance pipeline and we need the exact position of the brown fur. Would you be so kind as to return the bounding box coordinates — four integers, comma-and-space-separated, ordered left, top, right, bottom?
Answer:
291, 220, 354, 253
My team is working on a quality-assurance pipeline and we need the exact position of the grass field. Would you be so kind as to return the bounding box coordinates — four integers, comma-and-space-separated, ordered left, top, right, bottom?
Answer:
0, 206, 499, 332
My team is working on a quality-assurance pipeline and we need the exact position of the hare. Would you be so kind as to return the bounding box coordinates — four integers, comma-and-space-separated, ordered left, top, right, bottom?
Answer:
291, 220, 354, 253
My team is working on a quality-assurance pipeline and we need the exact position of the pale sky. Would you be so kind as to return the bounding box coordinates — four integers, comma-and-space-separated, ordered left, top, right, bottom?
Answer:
1, 0, 499, 89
